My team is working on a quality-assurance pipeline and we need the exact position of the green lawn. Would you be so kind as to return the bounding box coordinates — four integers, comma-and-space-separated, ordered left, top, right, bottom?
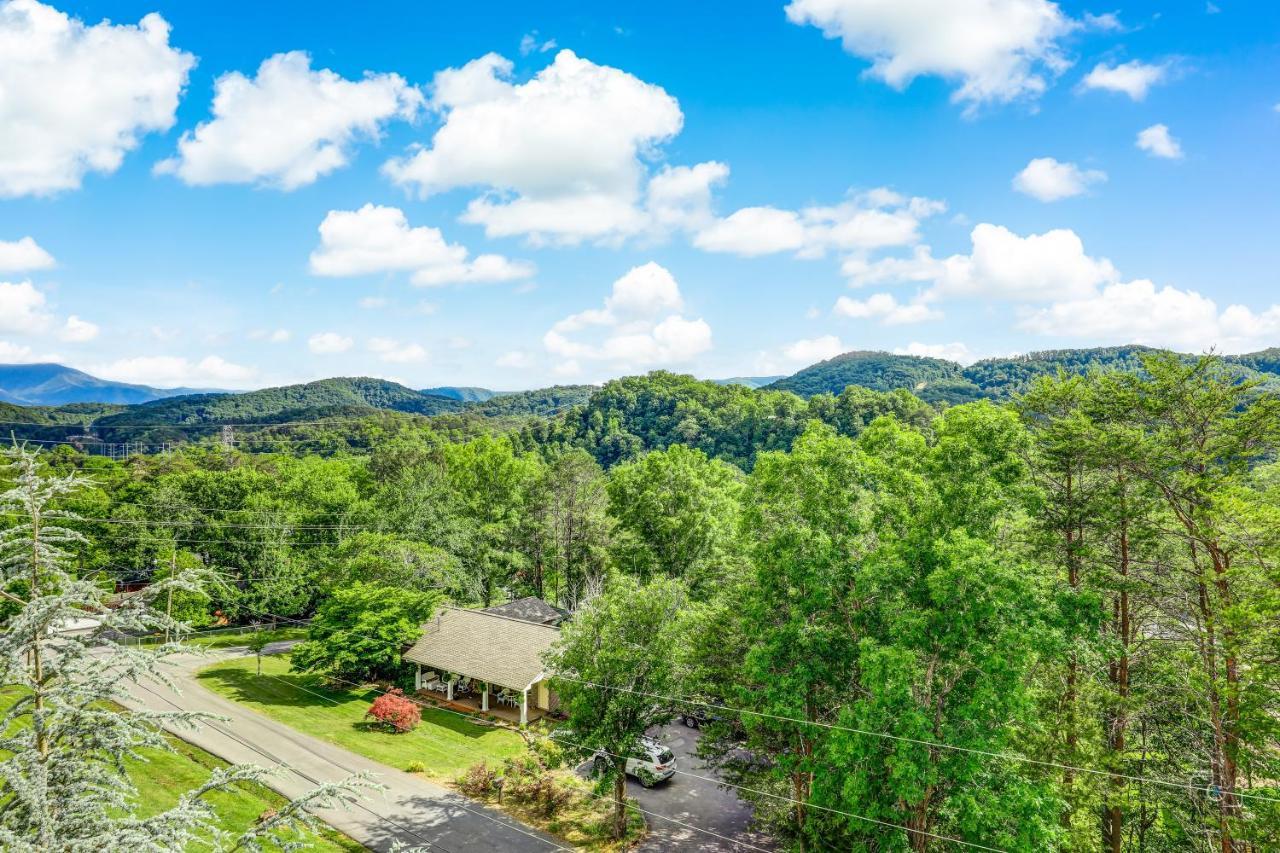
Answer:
126, 626, 310, 651
0, 686, 361, 851
196, 655, 527, 780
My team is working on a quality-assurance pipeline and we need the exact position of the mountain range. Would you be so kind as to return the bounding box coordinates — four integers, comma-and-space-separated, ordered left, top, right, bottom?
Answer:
3, 345, 1279, 445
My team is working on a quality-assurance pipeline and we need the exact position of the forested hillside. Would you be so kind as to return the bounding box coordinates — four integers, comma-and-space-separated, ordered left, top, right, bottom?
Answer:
4, 350, 1277, 851
767, 350, 975, 402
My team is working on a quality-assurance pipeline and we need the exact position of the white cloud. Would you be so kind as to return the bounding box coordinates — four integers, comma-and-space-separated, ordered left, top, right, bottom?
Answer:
0, 236, 55, 273
59, 315, 97, 342
1081, 60, 1167, 100
90, 355, 256, 389
308, 204, 534, 286
1136, 123, 1183, 159
646, 161, 730, 233
519, 32, 557, 55
782, 335, 846, 363
384, 50, 689, 245
834, 292, 940, 324
894, 341, 976, 364
0, 340, 36, 361
0, 0, 194, 197
156, 51, 422, 189
248, 328, 291, 343
544, 262, 711, 368
1013, 157, 1106, 201
0, 280, 53, 333
784, 0, 1076, 108
496, 350, 531, 368
1020, 279, 1280, 353
368, 337, 428, 363
308, 331, 354, 354
694, 188, 943, 258
881, 223, 1118, 302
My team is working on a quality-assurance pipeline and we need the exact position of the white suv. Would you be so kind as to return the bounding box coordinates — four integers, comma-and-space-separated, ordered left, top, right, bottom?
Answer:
591, 737, 677, 787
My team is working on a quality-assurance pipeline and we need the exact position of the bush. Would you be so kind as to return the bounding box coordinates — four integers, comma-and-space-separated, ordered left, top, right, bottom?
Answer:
458, 762, 500, 799
502, 755, 572, 818
366, 688, 421, 733
531, 735, 566, 770
405, 760, 428, 773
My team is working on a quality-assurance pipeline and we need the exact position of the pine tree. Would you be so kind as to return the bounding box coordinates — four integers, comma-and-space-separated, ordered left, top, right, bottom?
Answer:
0, 442, 365, 851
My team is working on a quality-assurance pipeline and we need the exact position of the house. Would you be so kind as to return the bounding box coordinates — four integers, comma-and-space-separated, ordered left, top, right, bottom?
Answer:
482, 596, 569, 627
405, 604, 562, 726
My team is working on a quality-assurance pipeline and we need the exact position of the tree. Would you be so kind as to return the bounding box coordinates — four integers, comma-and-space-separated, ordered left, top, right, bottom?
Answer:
606, 444, 743, 594
526, 449, 612, 609
245, 627, 272, 676
290, 582, 438, 683
366, 689, 421, 733
0, 443, 361, 850
546, 576, 685, 839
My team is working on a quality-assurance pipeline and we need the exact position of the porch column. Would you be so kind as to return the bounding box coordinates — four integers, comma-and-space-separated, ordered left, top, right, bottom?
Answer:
447, 677, 454, 702
481, 682, 489, 712
520, 688, 529, 727
414, 664, 422, 691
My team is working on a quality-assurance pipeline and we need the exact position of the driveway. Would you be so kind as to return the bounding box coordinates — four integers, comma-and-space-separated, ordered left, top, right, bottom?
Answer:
577, 723, 778, 852
118, 643, 564, 852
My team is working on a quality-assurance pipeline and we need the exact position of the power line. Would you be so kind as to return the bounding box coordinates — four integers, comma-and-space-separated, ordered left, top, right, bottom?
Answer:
244, 657, 784, 852
258, 610, 1280, 809
128, 679, 457, 853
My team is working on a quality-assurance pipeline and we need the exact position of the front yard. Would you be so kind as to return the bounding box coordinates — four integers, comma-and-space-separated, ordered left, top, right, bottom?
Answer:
195, 655, 527, 780
0, 685, 360, 852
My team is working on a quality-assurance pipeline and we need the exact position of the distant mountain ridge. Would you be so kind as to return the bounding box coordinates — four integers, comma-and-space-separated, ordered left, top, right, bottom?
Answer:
0, 363, 216, 406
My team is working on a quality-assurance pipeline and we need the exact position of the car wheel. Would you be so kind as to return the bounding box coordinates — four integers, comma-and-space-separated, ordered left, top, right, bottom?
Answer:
640, 775, 655, 788
684, 714, 699, 729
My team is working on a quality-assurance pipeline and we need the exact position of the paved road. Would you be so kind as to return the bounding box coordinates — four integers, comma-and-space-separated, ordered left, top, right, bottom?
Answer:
577, 723, 778, 852
118, 643, 563, 852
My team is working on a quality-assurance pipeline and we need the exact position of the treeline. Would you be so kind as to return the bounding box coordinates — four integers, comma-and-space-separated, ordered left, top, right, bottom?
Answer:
3, 351, 1279, 850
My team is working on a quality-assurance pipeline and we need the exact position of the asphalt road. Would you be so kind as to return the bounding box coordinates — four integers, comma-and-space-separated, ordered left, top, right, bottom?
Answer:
577, 723, 778, 852
117, 642, 564, 852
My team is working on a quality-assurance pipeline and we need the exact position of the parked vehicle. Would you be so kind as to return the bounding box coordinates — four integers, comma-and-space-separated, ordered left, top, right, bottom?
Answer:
592, 736, 677, 787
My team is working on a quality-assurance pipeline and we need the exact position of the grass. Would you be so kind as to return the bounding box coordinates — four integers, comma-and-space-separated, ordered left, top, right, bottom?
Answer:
196, 655, 527, 781
126, 626, 310, 651
0, 685, 361, 851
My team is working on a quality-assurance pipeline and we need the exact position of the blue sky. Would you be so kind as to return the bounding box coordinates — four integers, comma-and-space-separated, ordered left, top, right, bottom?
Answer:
0, 0, 1277, 391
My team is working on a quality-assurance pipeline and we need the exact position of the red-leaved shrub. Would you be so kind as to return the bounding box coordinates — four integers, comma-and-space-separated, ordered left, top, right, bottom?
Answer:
366, 689, 421, 733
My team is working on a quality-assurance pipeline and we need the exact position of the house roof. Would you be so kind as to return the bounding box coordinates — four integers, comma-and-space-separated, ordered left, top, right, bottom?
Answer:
404, 606, 561, 692
483, 596, 569, 626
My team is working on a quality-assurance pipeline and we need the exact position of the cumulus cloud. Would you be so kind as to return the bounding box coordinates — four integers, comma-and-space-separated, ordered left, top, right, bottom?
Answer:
834, 292, 940, 325
308, 204, 534, 286
1013, 157, 1106, 201
784, 0, 1076, 108
156, 52, 422, 189
782, 335, 846, 363
0, 236, 55, 273
1020, 280, 1280, 352
1080, 60, 1167, 100
90, 355, 256, 388
59, 315, 97, 342
0, 0, 194, 197
853, 223, 1117, 302
0, 280, 54, 334
1136, 123, 1183, 159
368, 337, 428, 363
544, 262, 711, 369
0, 339, 38, 361
893, 341, 976, 364
694, 188, 943, 258
308, 331, 354, 354
384, 50, 702, 245
646, 161, 730, 233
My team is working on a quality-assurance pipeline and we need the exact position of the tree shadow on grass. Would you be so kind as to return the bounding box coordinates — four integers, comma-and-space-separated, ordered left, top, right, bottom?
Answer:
197, 663, 372, 710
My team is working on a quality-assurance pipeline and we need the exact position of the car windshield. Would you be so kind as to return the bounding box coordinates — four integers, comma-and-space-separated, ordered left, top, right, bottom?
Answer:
655, 749, 675, 764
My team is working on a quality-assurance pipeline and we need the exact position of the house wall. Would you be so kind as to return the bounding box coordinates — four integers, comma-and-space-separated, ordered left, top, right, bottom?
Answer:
534, 680, 559, 712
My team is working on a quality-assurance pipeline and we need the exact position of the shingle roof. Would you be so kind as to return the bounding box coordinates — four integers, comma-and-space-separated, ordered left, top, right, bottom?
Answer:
404, 606, 561, 692
483, 596, 569, 626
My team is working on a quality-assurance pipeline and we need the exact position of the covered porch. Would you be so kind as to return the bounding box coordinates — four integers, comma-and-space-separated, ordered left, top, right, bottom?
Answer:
412, 672, 547, 725
404, 606, 562, 728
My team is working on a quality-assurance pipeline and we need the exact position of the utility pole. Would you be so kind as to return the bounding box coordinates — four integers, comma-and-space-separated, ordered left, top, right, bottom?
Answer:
221, 425, 235, 451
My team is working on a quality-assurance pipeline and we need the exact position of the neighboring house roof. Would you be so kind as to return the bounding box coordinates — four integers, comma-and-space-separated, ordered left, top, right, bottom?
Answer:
483, 596, 569, 626
404, 606, 561, 692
